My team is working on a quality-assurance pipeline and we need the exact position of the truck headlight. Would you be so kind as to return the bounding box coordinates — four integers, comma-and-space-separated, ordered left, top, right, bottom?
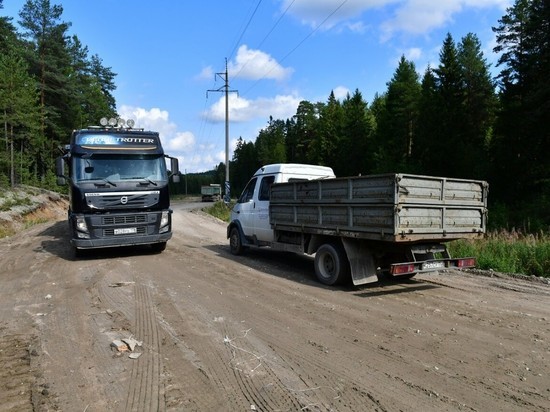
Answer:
159, 211, 170, 233
75, 216, 88, 232
74, 216, 90, 238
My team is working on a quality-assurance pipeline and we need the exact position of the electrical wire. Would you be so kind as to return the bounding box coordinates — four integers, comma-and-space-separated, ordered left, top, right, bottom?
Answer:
241, 0, 348, 97
232, 0, 297, 82
228, 0, 263, 62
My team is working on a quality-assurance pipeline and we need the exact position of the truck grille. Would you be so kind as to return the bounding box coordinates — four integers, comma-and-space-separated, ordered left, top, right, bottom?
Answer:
102, 215, 147, 225
85, 191, 160, 209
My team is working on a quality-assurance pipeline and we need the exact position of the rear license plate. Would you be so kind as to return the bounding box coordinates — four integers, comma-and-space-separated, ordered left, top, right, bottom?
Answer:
422, 261, 445, 270
114, 227, 137, 235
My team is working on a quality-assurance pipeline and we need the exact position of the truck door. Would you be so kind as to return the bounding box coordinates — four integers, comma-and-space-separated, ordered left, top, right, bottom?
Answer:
235, 177, 257, 238
253, 175, 275, 242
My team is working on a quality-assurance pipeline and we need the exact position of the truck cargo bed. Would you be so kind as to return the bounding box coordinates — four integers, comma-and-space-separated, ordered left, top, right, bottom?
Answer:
269, 173, 488, 242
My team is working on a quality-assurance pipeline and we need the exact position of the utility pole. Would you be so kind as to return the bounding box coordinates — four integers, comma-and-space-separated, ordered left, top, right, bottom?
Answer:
207, 58, 238, 202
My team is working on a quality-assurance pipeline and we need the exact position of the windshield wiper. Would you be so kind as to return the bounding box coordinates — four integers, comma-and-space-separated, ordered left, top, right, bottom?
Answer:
92, 178, 117, 187
137, 178, 158, 186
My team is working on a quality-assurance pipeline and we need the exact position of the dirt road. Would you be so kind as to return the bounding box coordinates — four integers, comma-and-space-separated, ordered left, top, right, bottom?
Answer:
0, 200, 549, 411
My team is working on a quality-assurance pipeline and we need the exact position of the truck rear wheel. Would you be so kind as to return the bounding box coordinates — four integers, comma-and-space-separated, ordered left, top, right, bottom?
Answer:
229, 227, 245, 255
314, 243, 350, 285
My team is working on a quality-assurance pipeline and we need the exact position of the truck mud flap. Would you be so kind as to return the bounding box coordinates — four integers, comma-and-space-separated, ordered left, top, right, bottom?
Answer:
342, 238, 378, 286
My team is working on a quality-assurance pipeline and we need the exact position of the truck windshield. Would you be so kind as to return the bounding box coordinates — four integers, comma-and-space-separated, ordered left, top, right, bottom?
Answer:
73, 154, 168, 184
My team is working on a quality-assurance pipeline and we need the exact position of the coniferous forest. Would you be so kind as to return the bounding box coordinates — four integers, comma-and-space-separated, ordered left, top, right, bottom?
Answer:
1, 0, 549, 231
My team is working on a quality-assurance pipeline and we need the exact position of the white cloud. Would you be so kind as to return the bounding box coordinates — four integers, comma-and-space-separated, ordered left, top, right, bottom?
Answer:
282, 0, 391, 30
405, 47, 422, 61
204, 93, 302, 123
118, 105, 196, 156
119, 106, 175, 136
282, 0, 511, 38
197, 66, 214, 80
167, 131, 195, 152
332, 86, 351, 100
228, 45, 293, 81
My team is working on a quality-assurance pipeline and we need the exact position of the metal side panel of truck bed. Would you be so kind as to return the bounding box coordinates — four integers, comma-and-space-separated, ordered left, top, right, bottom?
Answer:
269, 173, 488, 242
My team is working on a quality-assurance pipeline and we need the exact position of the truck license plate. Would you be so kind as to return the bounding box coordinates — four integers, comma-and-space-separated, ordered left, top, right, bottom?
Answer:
422, 261, 445, 270
114, 227, 137, 235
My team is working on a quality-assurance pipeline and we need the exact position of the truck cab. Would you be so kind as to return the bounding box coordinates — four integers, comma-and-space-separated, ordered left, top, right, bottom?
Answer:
56, 117, 180, 256
228, 164, 335, 249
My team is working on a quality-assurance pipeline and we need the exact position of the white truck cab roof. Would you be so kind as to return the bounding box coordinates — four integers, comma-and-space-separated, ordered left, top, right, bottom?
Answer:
252, 163, 335, 181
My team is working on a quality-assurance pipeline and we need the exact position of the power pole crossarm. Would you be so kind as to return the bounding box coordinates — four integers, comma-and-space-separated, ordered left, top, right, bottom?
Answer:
207, 58, 238, 202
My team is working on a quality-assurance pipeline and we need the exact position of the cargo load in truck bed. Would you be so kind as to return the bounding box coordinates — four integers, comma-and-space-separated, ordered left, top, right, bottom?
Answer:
269, 173, 488, 243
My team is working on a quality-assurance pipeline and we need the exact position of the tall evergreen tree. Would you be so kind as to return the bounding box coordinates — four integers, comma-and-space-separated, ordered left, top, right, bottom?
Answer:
338, 89, 374, 176
231, 136, 259, 194
291, 100, 319, 163
18, 0, 72, 180
414, 66, 443, 175
457, 33, 497, 179
373, 56, 420, 173
255, 117, 287, 165
316, 91, 344, 168
492, 0, 550, 227
0, 49, 40, 186
432, 33, 465, 177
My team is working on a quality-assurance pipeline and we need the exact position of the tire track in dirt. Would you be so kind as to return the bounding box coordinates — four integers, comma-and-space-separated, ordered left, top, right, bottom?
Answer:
219, 321, 306, 411
124, 283, 164, 412
132, 251, 306, 411
143, 283, 255, 410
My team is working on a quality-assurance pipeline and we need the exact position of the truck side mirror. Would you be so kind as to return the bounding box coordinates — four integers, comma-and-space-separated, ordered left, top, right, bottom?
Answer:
55, 157, 67, 186
170, 157, 179, 175
169, 156, 180, 183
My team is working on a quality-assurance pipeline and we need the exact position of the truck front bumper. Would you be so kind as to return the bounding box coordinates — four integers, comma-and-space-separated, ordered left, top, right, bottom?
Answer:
71, 232, 172, 249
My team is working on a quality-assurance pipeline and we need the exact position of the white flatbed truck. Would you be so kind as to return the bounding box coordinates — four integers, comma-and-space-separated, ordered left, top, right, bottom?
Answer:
227, 164, 488, 286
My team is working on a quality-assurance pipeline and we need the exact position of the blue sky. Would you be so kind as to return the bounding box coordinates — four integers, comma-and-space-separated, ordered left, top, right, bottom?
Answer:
2, 0, 511, 173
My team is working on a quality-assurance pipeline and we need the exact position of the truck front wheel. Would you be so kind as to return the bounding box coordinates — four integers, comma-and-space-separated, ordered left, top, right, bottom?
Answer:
151, 242, 167, 253
314, 243, 350, 285
229, 227, 245, 255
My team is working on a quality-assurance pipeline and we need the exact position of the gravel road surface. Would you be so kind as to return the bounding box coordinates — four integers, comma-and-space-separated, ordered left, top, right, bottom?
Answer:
0, 199, 548, 411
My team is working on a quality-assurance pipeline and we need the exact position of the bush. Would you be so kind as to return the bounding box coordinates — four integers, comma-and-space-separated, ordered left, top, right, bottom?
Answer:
203, 201, 234, 222
449, 230, 550, 278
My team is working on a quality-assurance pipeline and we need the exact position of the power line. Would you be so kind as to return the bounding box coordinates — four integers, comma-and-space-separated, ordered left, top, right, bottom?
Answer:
242, 0, 348, 97
228, 0, 263, 62
232, 0, 297, 82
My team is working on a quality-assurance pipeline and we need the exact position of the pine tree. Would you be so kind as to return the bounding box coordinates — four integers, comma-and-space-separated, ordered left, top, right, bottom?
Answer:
457, 33, 497, 179
338, 89, 374, 176
414, 66, 443, 175
18, 0, 73, 181
492, 0, 550, 228
432, 33, 465, 177
373, 56, 420, 173
0, 48, 40, 186
316, 91, 344, 168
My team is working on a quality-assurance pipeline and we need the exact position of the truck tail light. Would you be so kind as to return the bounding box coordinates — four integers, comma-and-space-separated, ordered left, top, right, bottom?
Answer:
391, 263, 416, 275
457, 258, 476, 268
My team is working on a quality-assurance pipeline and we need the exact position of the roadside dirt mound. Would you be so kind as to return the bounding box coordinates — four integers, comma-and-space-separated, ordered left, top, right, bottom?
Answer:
0, 186, 68, 237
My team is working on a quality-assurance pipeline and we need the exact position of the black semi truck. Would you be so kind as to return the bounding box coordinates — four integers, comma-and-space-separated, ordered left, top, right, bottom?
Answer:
56, 118, 180, 256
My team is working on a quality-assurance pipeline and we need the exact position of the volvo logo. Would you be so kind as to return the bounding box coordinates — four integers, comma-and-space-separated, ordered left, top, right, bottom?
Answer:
120, 196, 128, 204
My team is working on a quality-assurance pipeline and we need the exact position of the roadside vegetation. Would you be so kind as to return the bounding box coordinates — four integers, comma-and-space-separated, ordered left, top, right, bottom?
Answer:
202, 201, 233, 222
449, 231, 550, 278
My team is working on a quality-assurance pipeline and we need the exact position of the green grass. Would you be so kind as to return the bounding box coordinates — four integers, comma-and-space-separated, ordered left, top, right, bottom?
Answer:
449, 231, 550, 278
0, 196, 32, 211
202, 201, 233, 222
